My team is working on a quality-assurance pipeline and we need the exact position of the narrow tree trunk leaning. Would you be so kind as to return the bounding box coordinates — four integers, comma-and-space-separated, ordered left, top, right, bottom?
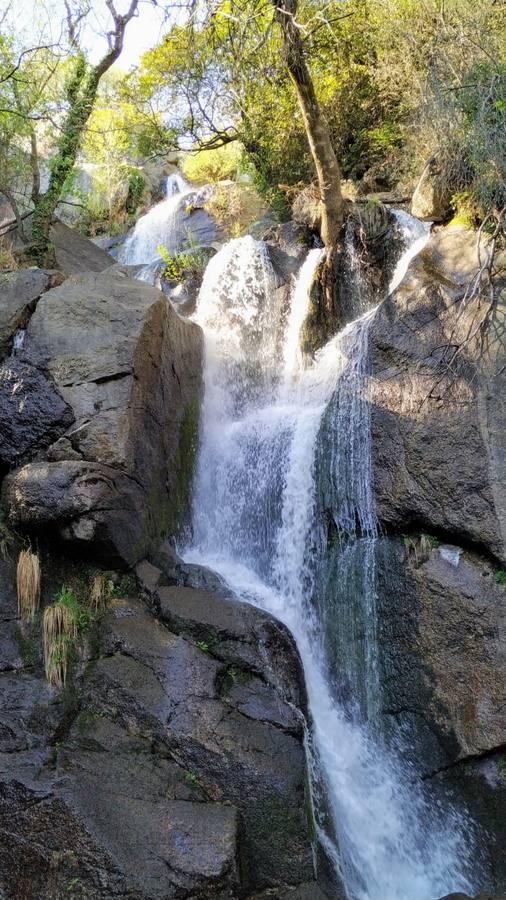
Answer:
272, 0, 344, 248
29, 0, 139, 266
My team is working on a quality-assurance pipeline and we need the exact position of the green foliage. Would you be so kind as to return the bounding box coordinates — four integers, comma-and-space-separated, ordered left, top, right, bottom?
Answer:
196, 640, 209, 653
156, 242, 208, 283
126, 169, 146, 212
181, 143, 243, 184
134, 0, 505, 219
55, 585, 94, 633
494, 570, 506, 587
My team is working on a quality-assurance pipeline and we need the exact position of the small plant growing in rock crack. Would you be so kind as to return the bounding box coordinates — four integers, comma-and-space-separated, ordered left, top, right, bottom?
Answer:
185, 771, 199, 787
196, 640, 210, 653
495, 570, 506, 587
43, 586, 94, 688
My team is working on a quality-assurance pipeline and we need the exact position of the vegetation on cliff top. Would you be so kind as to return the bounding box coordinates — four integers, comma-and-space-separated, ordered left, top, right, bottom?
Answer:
0, 0, 504, 260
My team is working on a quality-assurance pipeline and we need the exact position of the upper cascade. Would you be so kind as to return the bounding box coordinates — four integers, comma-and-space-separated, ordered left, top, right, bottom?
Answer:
119, 172, 193, 267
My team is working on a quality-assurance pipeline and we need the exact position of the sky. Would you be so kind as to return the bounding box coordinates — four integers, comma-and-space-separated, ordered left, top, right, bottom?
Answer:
3, 0, 169, 70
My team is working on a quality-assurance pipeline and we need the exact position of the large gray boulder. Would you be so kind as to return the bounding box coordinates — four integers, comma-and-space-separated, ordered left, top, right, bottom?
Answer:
2, 271, 203, 563
49, 220, 114, 274
0, 268, 58, 359
370, 224, 506, 562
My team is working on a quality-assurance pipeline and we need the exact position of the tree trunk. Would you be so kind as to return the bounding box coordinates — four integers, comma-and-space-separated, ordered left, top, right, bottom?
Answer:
273, 0, 344, 247
29, 0, 138, 266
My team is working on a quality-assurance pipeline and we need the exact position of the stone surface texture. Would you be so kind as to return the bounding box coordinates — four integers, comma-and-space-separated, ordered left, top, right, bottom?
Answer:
1, 271, 203, 563
0, 552, 322, 900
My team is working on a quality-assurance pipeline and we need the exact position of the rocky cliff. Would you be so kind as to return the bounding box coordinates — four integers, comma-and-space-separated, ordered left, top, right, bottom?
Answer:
0, 261, 325, 899
0, 269, 202, 564
369, 224, 506, 890
0, 547, 322, 900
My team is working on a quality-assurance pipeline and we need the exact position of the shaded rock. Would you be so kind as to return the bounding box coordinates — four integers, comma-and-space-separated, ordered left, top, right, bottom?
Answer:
370, 225, 506, 561
438, 895, 506, 900
2, 272, 203, 563
0, 359, 74, 465
411, 157, 452, 221
150, 539, 227, 592
377, 534, 506, 892
128, 571, 314, 890
0, 268, 52, 358
137, 562, 305, 708
0, 543, 319, 899
251, 886, 329, 900
49, 220, 114, 274
379, 539, 506, 767
263, 222, 311, 285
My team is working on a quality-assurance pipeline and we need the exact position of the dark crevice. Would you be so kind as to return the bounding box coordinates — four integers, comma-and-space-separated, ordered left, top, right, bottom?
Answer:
377, 518, 504, 568
421, 741, 506, 781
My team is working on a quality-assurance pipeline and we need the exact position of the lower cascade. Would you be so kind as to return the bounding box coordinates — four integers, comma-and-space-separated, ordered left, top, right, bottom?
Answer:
184, 231, 475, 899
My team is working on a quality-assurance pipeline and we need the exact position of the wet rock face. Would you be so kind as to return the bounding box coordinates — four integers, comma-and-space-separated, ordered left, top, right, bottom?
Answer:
1, 271, 203, 563
0, 360, 74, 465
0, 554, 319, 900
377, 536, 506, 891
370, 225, 506, 562
0, 268, 54, 359
370, 223, 506, 891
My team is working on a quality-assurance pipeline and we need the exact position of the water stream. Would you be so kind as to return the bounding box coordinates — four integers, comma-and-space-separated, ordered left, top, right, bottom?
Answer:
119, 172, 192, 278
183, 225, 475, 899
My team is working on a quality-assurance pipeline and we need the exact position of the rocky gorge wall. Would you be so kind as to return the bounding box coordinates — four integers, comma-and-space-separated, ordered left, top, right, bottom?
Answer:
0, 250, 326, 900
1, 212, 506, 899
368, 224, 506, 890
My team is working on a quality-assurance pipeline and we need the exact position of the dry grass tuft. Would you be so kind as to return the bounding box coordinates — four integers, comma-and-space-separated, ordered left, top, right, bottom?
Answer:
90, 572, 109, 612
43, 603, 77, 688
16, 549, 41, 621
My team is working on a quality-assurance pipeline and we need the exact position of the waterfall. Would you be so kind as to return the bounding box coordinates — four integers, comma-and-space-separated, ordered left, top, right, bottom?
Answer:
185, 227, 474, 900
389, 209, 431, 294
119, 172, 192, 275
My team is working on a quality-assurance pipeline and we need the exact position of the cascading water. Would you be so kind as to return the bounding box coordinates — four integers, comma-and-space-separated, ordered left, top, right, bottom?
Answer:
389, 209, 431, 294
119, 172, 192, 279
184, 224, 475, 899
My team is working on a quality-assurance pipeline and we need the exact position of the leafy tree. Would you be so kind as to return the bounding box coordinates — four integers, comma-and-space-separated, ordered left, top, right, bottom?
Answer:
28, 0, 141, 264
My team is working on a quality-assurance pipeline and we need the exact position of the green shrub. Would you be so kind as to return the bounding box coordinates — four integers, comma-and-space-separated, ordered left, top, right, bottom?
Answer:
181, 142, 243, 184
156, 242, 208, 283
126, 168, 145, 212
43, 586, 95, 687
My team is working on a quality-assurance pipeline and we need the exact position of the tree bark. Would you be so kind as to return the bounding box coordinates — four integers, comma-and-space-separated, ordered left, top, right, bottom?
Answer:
29, 0, 139, 266
273, 0, 344, 247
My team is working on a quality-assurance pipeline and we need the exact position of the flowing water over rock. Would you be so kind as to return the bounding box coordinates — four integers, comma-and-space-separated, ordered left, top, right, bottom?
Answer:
184, 224, 476, 899
120, 172, 193, 275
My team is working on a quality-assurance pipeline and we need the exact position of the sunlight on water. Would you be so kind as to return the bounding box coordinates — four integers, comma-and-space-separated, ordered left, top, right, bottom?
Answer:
184, 222, 474, 900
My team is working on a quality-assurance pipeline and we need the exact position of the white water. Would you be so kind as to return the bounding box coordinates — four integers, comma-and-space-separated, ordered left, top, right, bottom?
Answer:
119, 172, 192, 274
12, 329, 25, 352
389, 209, 431, 294
185, 229, 474, 899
